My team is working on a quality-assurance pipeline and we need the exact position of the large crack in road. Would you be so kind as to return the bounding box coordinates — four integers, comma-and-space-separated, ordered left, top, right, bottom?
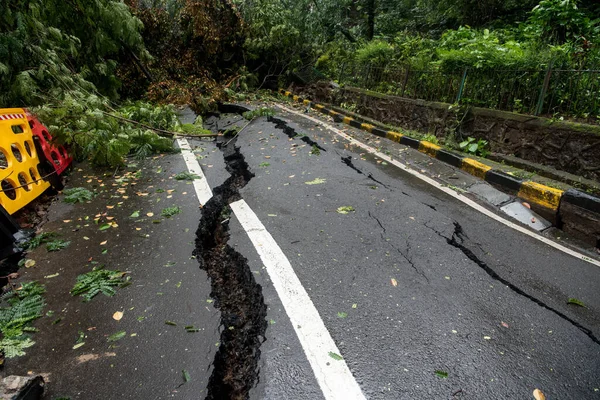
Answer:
194, 135, 267, 400
421, 220, 600, 346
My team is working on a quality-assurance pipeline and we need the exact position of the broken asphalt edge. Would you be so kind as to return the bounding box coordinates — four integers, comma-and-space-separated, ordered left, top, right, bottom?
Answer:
278, 89, 600, 249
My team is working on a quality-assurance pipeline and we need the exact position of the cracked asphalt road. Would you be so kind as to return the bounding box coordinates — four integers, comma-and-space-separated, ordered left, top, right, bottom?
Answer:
7, 104, 599, 400
200, 107, 600, 399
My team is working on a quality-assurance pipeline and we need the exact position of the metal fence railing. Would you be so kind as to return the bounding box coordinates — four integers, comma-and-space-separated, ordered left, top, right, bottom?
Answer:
336, 63, 600, 124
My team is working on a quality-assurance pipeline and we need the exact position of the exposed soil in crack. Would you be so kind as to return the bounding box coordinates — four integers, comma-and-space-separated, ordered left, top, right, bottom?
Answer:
193, 135, 267, 400
270, 117, 326, 151
445, 222, 600, 345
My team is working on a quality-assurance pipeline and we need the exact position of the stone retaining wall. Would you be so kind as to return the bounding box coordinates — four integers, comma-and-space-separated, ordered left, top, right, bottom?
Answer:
293, 83, 600, 182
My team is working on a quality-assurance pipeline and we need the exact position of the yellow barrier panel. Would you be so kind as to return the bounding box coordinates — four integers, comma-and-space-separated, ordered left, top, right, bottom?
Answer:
0, 108, 51, 214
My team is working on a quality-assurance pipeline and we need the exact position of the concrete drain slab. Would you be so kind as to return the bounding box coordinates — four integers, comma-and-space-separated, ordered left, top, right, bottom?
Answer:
468, 183, 512, 206
500, 201, 552, 231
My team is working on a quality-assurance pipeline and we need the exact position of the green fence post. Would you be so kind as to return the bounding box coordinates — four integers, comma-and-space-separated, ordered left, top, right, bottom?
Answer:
456, 68, 468, 103
535, 63, 554, 116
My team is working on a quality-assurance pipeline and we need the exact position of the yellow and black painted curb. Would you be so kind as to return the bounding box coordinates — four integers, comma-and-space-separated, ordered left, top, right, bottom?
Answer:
278, 89, 600, 223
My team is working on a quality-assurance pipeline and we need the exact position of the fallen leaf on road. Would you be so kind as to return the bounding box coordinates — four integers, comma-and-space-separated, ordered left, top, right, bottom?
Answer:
76, 352, 116, 364
337, 312, 348, 318
100, 240, 107, 246
501, 321, 509, 328
483, 336, 491, 340
107, 331, 126, 342
146, 212, 154, 217
44, 273, 59, 279
391, 278, 398, 287
533, 389, 546, 400
182, 370, 191, 383
328, 352, 343, 361
336, 206, 355, 214
305, 178, 326, 185
113, 311, 123, 321
435, 370, 448, 378
72, 342, 85, 350
523, 202, 531, 209
99, 224, 110, 231
567, 298, 587, 308
24, 259, 36, 268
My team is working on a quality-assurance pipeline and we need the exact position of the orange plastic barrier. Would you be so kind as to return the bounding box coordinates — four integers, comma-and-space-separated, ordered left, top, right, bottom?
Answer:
0, 109, 51, 214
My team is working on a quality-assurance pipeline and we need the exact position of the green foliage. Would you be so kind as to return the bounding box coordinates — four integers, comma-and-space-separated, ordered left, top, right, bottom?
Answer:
242, 107, 275, 120
527, 0, 597, 44
0, 337, 35, 358
310, 145, 321, 155
0, 0, 146, 107
459, 137, 490, 157
63, 187, 95, 204
70, 269, 129, 302
161, 206, 181, 218
421, 134, 439, 145
0, 282, 46, 358
435, 27, 543, 71
25, 232, 57, 250
35, 99, 176, 168
45, 239, 70, 252
174, 172, 201, 181
178, 124, 213, 136
355, 40, 395, 65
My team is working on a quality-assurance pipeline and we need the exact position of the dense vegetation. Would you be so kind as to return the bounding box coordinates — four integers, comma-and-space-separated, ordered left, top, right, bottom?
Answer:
1, 0, 599, 167
237, 0, 600, 78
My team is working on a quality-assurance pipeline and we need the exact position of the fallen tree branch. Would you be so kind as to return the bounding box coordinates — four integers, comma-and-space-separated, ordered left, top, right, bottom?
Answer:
100, 111, 218, 139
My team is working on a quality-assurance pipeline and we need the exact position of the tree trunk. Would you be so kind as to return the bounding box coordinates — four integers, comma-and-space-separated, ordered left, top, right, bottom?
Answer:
366, 0, 375, 40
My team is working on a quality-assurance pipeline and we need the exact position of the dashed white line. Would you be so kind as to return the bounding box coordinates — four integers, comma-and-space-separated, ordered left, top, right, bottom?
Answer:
277, 104, 600, 268
230, 199, 366, 400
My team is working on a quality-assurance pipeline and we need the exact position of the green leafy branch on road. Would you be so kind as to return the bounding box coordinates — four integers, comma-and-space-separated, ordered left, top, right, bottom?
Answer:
45, 239, 70, 252
70, 269, 130, 302
24, 232, 57, 250
0, 282, 46, 358
63, 187, 95, 204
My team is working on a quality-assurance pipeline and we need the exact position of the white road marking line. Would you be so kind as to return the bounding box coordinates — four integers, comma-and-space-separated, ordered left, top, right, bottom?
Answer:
176, 138, 213, 205
230, 199, 366, 400
277, 105, 600, 268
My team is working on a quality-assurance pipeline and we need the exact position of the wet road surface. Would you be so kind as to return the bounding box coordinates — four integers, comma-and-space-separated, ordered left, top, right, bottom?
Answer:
6, 103, 600, 399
